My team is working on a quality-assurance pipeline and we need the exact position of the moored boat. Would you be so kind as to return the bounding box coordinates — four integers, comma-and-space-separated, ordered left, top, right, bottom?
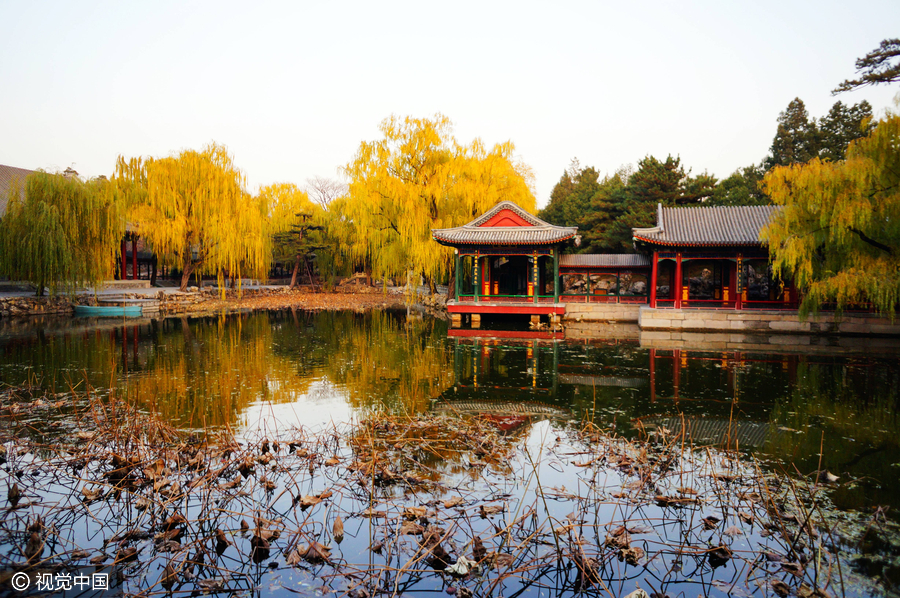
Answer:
74, 304, 144, 317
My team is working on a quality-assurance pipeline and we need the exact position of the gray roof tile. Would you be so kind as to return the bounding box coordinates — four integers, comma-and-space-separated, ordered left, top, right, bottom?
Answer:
0, 164, 34, 217
560, 254, 651, 268
632, 204, 779, 246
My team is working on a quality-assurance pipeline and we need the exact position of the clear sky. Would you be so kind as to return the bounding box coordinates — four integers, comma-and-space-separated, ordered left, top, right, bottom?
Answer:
1, 1, 898, 207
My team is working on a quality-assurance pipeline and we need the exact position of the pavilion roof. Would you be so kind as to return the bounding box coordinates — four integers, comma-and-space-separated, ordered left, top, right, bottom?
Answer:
632, 203, 780, 247
432, 201, 577, 246
0, 164, 34, 217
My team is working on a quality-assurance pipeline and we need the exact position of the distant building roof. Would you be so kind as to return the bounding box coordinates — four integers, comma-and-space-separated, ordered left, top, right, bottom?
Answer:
560, 254, 651, 268
632, 203, 780, 247
0, 164, 35, 217
432, 201, 578, 247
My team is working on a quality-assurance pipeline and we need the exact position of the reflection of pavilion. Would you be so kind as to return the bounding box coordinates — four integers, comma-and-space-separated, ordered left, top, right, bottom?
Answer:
648, 347, 798, 402
437, 333, 801, 449
632, 415, 785, 449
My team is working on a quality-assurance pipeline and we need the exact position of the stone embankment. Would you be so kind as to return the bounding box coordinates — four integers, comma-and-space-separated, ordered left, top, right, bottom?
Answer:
0, 286, 414, 318
0, 295, 75, 317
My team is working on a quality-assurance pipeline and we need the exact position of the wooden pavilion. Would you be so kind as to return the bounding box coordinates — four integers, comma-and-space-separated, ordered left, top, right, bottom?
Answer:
632, 204, 797, 310
432, 201, 577, 327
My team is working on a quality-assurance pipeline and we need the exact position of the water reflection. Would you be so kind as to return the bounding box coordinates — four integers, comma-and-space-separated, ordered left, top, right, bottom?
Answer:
0, 311, 898, 512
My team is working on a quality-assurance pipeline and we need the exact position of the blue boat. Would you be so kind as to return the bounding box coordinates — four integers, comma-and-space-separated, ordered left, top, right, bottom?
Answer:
74, 305, 143, 317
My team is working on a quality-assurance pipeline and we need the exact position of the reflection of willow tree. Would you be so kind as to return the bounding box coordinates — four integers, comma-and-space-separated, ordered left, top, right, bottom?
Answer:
0, 311, 453, 428
269, 310, 453, 414
124, 315, 316, 428
0, 327, 125, 393
765, 360, 900, 511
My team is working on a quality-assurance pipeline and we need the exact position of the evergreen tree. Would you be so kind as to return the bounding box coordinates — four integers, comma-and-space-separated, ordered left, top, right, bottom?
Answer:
766, 98, 819, 168
580, 156, 716, 252
709, 165, 769, 206
818, 100, 874, 162
834, 38, 900, 94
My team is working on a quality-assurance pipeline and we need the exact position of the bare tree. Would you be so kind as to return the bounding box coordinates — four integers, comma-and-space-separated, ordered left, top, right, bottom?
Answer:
305, 176, 347, 209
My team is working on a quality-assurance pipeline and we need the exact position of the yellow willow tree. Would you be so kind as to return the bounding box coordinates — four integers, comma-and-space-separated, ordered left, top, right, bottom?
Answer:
0, 171, 124, 296
339, 114, 536, 287
114, 143, 269, 291
258, 183, 327, 288
761, 109, 900, 316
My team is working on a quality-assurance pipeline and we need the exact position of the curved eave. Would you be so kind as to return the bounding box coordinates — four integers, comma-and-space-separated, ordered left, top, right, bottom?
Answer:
633, 235, 766, 248
433, 233, 576, 247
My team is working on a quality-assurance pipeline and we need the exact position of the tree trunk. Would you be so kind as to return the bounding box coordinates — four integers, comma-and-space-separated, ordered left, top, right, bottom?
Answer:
448, 272, 456, 299
180, 259, 195, 292
150, 256, 158, 287
289, 255, 301, 289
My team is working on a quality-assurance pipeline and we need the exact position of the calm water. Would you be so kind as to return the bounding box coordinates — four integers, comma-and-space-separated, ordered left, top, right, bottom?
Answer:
1, 308, 898, 515
1, 309, 900, 598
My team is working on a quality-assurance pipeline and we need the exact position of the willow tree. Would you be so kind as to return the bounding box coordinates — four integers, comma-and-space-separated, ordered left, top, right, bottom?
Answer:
761, 110, 900, 316
0, 171, 124, 296
258, 182, 327, 288
114, 144, 269, 291
339, 114, 536, 288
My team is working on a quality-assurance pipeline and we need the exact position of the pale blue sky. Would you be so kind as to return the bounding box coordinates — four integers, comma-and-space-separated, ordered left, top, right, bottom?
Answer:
1, 0, 897, 207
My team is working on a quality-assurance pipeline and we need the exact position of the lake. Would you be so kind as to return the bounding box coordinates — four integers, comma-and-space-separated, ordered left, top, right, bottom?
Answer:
0, 309, 898, 597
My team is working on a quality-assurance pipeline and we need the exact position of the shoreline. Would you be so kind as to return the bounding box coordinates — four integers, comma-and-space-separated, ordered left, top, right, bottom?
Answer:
0, 287, 425, 319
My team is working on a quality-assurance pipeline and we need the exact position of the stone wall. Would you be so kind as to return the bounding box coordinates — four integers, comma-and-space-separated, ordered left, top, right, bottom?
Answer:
0, 296, 75, 317
638, 330, 900, 354
638, 307, 900, 337
562, 302, 642, 323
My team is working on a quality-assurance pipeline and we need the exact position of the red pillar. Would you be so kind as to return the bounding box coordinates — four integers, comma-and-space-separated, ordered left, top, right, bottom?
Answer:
120, 239, 127, 280
650, 251, 658, 308
131, 235, 138, 280
674, 253, 683, 309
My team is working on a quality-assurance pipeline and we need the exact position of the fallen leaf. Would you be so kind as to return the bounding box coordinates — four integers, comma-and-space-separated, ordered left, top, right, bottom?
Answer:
298, 541, 331, 563
296, 495, 321, 510
723, 525, 744, 537
702, 515, 721, 530
781, 562, 805, 577
707, 544, 732, 568
445, 555, 476, 577
250, 535, 270, 563
443, 496, 464, 509
24, 531, 43, 562
479, 504, 504, 518
618, 546, 644, 566
770, 580, 791, 597
81, 486, 102, 501
400, 521, 425, 536
816, 470, 839, 484
472, 536, 486, 562
333, 515, 344, 543
403, 506, 427, 520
